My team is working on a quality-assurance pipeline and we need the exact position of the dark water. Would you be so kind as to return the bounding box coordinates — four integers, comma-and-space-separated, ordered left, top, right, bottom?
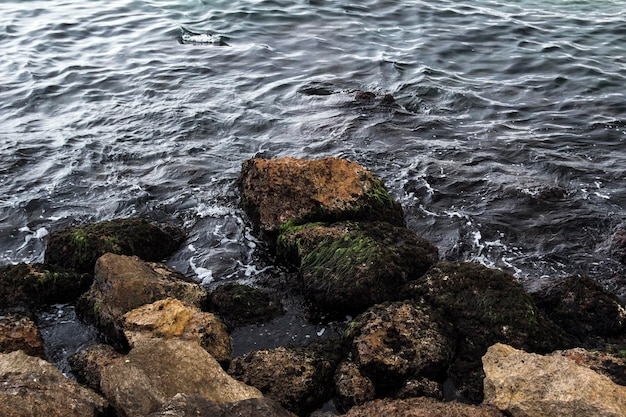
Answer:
1, 0, 626, 358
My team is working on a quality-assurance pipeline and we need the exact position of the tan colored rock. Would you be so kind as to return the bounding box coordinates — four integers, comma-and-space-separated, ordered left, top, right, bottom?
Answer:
100, 338, 262, 417
122, 297, 232, 366
76, 253, 207, 344
68, 343, 124, 391
239, 157, 404, 237
556, 347, 626, 386
0, 312, 44, 358
0, 350, 110, 417
148, 393, 297, 417
342, 397, 504, 417
482, 343, 626, 417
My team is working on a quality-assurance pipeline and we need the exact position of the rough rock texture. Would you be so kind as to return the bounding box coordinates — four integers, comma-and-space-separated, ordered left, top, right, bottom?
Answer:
345, 301, 454, 392
0, 312, 45, 357
76, 254, 207, 347
278, 221, 438, 315
482, 343, 626, 417
208, 282, 284, 328
342, 397, 504, 417
531, 274, 626, 342
607, 226, 626, 265
555, 348, 626, 387
333, 360, 376, 412
0, 263, 91, 310
45, 217, 185, 273
148, 393, 296, 417
69, 343, 124, 392
404, 261, 576, 401
229, 341, 345, 416
0, 350, 110, 417
122, 297, 232, 367
100, 338, 262, 417
239, 157, 405, 238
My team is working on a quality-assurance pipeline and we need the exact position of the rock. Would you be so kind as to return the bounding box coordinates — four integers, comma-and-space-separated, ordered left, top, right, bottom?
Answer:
555, 347, 626, 387
229, 340, 345, 416
68, 343, 124, 392
122, 297, 232, 367
531, 274, 626, 343
404, 262, 576, 402
148, 393, 296, 417
393, 378, 442, 400
345, 301, 454, 393
76, 254, 207, 347
483, 343, 626, 417
607, 227, 626, 265
45, 217, 185, 273
0, 312, 45, 358
342, 397, 504, 417
99, 338, 262, 417
239, 157, 405, 238
0, 263, 91, 310
278, 221, 438, 315
0, 350, 111, 417
208, 282, 284, 328
333, 360, 376, 412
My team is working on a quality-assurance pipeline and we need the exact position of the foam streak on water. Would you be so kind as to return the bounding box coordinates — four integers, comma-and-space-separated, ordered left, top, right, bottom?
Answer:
0, 0, 625, 297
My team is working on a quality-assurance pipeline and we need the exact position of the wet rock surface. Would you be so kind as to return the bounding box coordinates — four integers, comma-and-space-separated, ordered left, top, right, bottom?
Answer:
0, 311, 44, 357
483, 343, 626, 417
208, 282, 284, 328
44, 217, 185, 273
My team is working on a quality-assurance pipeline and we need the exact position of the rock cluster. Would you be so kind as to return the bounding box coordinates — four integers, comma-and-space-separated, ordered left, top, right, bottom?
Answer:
1, 156, 625, 417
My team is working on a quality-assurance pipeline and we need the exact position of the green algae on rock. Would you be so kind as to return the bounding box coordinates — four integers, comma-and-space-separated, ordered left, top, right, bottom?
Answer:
45, 217, 185, 273
208, 282, 284, 328
278, 221, 438, 315
239, 157, 405, 239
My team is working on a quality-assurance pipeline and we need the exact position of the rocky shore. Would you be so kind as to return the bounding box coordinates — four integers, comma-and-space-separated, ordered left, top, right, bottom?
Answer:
1, 156, 625, 417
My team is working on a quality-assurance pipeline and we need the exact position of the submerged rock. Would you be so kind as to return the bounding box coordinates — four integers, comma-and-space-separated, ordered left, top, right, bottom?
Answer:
99, 338, 262, 417
122, 297, 232, 367
0, 311, 45, 358
0, 350, 110, 417
0, 263, 91, 311
229, 340, 345, 416
148, 394, 296, 417
208, 282, 284, 328
341, 397, 504, 417
239, 157, 405, 238
45, 217, 185, 273
482, 343, 626, 417
278, 221, 438, 315
76, 253, 207, 347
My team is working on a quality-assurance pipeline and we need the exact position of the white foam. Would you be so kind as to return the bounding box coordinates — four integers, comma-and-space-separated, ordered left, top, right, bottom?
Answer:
181, 33, 223, 45
189, 257, 213, 284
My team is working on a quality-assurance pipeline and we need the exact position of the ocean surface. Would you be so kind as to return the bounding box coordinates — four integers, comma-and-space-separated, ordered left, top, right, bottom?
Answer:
1, 0, 626, 362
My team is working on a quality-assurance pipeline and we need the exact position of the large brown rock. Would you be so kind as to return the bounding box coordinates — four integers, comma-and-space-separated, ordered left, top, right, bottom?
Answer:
345, 301, 454, 392
99, 338, 262, 417
0, 312, 44, 358
333, 360, 376, 411
45, 217, 185, 273
0, 350, 110, 417
239, 157, 405, 238
556, 347, 626, 386
148, 393, 296, 417
342, 397, 504, 417
68, 343, 124, 392
76, 254, 207, 346
122, 297, 232, 367
229, 340, 345, 416
208, 282, 284, 328
482, 343, 626, 417
278, 221, 438, 315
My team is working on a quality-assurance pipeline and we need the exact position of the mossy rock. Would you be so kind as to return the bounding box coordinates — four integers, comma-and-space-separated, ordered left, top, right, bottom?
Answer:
278, 221, 439, 316
45, 218, 186, 273
208, 283, 284, 328
0, 263, 92, 311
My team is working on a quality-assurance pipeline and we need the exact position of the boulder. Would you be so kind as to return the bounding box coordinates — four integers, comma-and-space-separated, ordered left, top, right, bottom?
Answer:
239, 157, 405, 238
68, 343, 124, 392
403, 262, 576, 401
278, 221, 438, 315
0, 350, 110, 417
482, 343, 626, 417
45, 217, 185, 273
122, 297, 232, 367
341, 397, 504, 417
531, 274, 626, 343
229, 340, 345, 416
333, 360, 376, 411
0, 263, 91, 310
554, 347, 626, 387
99, 338, 262, 417
208, 282, 284, 328
148, 393, 296, 417
0, 312, 44, 358
345, 301, 454, 392
607, 226, 626, 265
76, 254, 207, 347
